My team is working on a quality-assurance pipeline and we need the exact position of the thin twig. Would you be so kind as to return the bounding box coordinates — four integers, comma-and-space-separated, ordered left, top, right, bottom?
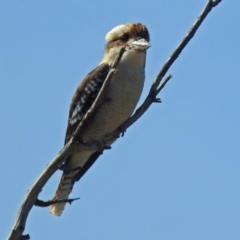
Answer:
157, 74, 172, 94
35, 197, 80, 207
20, 235, 30, 240
149, 0, 222, 95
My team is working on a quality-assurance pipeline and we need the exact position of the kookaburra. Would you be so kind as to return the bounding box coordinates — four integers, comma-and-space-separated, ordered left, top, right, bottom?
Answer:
50, 23, 150, 216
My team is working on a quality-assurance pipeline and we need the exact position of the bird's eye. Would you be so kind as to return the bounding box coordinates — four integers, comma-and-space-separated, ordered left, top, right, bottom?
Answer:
120, 33, 129, 42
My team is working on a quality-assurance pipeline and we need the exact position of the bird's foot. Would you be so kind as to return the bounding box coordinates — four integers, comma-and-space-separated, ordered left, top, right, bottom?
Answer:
118, 125, 127, 137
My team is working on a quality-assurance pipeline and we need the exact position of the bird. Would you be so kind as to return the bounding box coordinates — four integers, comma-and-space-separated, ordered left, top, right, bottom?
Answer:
50, 22, 151, 216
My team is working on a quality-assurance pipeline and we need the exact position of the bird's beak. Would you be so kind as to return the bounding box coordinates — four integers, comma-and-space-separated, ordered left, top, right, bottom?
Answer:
129, 38, 151, 51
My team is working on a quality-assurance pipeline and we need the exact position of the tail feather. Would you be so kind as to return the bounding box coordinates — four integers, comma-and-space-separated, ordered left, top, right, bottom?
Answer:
50, 172, 75, 216
50, 150, 94, 216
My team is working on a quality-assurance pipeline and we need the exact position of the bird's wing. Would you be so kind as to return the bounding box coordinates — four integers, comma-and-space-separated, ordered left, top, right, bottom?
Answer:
64, 63, 110, 145
63, 62, 110, 181
50, 63, 110, 216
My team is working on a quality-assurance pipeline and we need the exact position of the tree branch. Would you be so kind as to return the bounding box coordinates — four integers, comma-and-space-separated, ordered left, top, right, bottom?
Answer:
104, 0, 222, 142
7, 1, 221, 239
6, 47, 126, 240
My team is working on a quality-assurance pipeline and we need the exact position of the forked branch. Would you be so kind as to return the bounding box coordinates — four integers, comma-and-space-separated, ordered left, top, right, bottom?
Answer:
7, 1, 221, 239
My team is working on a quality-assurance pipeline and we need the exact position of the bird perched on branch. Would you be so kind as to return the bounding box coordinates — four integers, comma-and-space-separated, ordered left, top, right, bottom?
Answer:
50, 23, 151, 216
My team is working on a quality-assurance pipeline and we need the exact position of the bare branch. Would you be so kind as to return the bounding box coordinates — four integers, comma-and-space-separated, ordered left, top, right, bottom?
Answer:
7, 48, 125, 240
104, 0, 222, 142
7, 140, 74, 240
7, 1, 221, 239
157, 74, 172, 94
150, 0, 222, 94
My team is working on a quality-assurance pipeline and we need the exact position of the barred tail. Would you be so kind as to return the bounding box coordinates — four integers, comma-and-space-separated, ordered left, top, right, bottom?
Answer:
50, 172, 76, 216
50, 150, 94, 216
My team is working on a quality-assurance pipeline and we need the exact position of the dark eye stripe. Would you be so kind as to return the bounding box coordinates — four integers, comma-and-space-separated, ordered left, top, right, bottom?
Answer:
120, 33, 129, 42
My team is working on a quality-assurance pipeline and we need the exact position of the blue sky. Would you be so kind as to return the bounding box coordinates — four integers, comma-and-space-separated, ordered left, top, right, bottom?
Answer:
1, 0, 240, 239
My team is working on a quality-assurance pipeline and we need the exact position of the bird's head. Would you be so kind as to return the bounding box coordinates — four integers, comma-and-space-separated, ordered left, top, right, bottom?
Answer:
105, 23, 151, 52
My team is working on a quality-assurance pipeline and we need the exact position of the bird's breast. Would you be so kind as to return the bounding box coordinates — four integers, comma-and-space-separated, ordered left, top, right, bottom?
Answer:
81, 66, 145, 142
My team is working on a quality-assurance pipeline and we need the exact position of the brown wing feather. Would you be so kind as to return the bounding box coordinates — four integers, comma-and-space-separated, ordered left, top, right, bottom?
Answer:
64, 63, 110, 144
